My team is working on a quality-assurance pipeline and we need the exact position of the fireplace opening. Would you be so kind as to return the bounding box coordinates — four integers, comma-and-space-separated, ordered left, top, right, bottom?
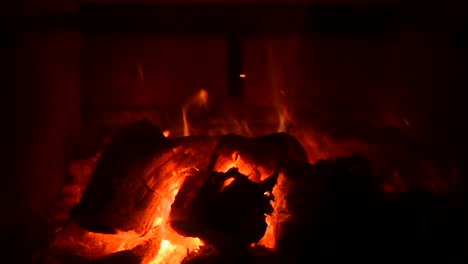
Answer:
7, 1, 468, 264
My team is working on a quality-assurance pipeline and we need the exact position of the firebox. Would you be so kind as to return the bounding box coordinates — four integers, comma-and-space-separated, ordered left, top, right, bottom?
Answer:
7, 1, 468, 264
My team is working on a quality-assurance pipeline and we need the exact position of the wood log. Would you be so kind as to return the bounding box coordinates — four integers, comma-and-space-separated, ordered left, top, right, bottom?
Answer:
208, 133, 308, 181
70, 120, 220, 235
71, 120, 309, 239
169, 133, 310, 252
170, 168, 276, 252
70, 120, 169, 234
52, 238, 158, 264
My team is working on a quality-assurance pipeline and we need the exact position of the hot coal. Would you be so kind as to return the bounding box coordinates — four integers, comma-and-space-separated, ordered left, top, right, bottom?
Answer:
70, 120, 308, 237
52, 239, 157, 264
58, 120, 467, 264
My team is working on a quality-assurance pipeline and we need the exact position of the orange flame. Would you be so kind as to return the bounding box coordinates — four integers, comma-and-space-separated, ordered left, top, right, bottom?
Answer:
144, 169, 203, 264
56, 89, 330, 263
182, 89, 208, 136
220, 177, 235, 191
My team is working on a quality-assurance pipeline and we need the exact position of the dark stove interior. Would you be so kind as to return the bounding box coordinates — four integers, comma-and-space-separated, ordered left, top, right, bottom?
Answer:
5, 1, 468, 263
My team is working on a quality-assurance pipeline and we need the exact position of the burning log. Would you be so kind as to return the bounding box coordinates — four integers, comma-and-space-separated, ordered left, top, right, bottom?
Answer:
72, 122, 307, 252
50, 119, 466, 263
70, 120, 174, 235
169, 167, 277, 252
181, 244, 277, 264
70, 122, 221, 236
53, 239, 159, 264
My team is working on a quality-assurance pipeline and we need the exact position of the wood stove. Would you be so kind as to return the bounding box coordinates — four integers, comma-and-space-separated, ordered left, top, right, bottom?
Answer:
6, 1, 468, 263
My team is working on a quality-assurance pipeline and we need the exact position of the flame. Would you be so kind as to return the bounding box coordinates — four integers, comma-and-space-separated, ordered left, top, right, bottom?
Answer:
277, 105, 292, 133
177, 89, 294, 250
209, 157, 290, 250
52, 164, 203, 263
182, 89, 208, 136
149, 237, 202, 264
220, 177, 235, 191
56, 89, 357, 262
144, 170, 203, 264
258, 172, 290, 249
52, 80, 458, 263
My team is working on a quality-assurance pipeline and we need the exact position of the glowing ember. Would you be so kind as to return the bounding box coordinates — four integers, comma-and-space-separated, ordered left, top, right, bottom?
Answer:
144, 170, 204, 264
54, 88, 312, 263
149, 237, 203, 264
221, 177, 235, 191
258, 172, 290, 249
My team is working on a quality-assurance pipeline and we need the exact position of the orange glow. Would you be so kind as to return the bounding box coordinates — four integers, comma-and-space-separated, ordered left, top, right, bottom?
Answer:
56, 89, 353, 262
50, 79, 457, 264
258, 172, 289, 249
277, 105, 292, 133
220, 177, 235, 191
143, 167, 204, 264
53, 161, 204, 264
182, 89, 208, 136
149, 237, 203, 264
403, 117, 410, 126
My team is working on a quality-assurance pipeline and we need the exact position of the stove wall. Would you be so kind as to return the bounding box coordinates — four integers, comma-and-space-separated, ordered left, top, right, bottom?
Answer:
8, 31, 81, 261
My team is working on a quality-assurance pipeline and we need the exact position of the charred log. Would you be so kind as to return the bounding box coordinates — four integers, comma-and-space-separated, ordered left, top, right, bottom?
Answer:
71, 120, 308, 238
273, 154, 467, 263
70, 120, 173, 234
169, 132, 309, 253
52, 238, 158, 264
207, 133, 308, 180
181, 245, 276, 264
170, 168, 277, 252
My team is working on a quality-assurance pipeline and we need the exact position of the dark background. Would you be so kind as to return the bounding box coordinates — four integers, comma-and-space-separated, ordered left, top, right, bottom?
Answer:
3, 0, 468, 262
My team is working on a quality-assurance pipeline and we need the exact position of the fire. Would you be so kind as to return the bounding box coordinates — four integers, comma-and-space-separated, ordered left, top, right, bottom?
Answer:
52, 162, 204, 263
221, 177, 235, 190
182, 89, 208, 136
50, 82, 458, 264
144, 170, 203, 264
53, 89, 324, 262
149, 238, 203, 264
258, 172, 290, 249
277, 105, 292, 133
